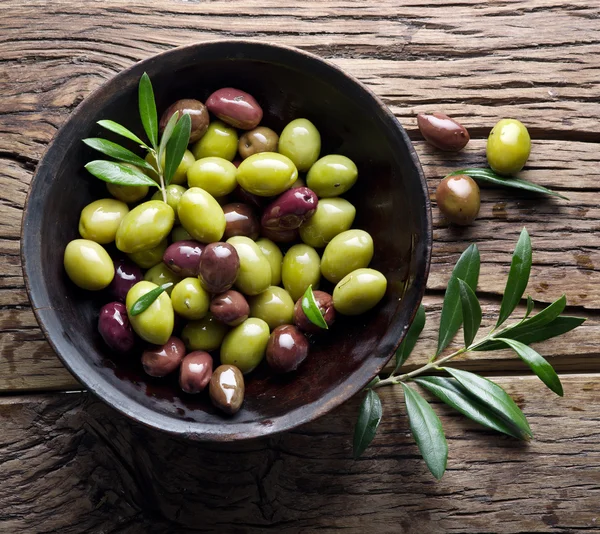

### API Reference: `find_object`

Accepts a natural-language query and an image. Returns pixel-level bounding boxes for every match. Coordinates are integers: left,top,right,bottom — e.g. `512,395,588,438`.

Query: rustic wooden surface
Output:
1,0,600,532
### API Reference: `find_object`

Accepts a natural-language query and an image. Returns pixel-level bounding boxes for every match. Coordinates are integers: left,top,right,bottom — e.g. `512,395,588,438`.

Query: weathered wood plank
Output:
0,375,598,533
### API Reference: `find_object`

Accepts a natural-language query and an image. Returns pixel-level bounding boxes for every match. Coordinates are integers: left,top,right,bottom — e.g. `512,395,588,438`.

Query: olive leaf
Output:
301,285,328,329
82,138,154,171
365,376,380,389
496,338,563,396
353,389,382,459
164,113,192,186
394,304,425,373
437,244,480,355
457,278,481,347
129,283,173,316
516,295,566,331
444,368,532,439
84,160,158,187
158,110,180,166
525,295,534,318
496,228,532,328
448,168,568,200
139,72,158,149
401,384,448,480
414,377,528,440
97,119,148,148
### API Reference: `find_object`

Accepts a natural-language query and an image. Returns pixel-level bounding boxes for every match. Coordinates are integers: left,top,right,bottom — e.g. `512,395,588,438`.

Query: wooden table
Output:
2,1,600,532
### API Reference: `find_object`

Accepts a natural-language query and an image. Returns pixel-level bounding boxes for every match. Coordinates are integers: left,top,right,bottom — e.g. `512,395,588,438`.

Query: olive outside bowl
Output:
21,40,432,441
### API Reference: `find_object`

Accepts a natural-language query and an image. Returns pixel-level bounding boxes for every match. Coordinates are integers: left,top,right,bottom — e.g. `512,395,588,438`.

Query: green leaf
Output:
158,110,179,165
129,283,173,316
475,315,585,351
394,304,425,373
84,160,159,187
82,138,154,171
97,120,148,148
138,72,158,149
457,278,481,347
437,244,480,355
164,113,192,185
444,368,532,439
401,384,448,480
365,376,380,389
448,168,568,200
496,228,532,327
353,389,382,459
496,338,563,396
525,295,534,318
301,285,328,329
517,295,566,331
414,377,528,440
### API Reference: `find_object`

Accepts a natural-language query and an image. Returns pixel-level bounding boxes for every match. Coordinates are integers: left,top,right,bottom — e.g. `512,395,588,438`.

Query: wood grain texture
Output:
0,375,598,533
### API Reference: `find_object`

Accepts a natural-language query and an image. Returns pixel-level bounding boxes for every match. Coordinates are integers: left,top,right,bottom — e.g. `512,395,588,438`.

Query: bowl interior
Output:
22,41,431,440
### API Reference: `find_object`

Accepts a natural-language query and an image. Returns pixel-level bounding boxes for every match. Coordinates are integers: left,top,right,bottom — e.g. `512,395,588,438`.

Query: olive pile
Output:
64,87,387,415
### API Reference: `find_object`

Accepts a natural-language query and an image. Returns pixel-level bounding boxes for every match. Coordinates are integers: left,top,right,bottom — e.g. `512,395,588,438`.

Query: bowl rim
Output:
21,39,432,441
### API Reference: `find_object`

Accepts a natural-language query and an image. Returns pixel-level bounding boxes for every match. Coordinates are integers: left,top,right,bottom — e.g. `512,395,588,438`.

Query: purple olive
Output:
266,325,310,373
210,290,250,326
163,240,205,277
232,185,268,211
417,112,470,152
294,290,335,334
142,336,186,377
205,88,263,130
180,351,213,394
223,203,260,240
209,364,245,414
160,99,210,143
260,225,299,244
198,242,240,294
98,302,135,353
261,187,318,231
108,259,143,302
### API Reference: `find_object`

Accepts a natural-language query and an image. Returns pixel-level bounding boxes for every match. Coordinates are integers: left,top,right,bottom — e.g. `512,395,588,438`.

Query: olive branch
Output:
353,228,585,479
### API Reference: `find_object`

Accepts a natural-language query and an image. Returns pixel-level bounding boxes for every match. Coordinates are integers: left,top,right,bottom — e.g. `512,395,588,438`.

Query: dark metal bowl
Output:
21,40,431,440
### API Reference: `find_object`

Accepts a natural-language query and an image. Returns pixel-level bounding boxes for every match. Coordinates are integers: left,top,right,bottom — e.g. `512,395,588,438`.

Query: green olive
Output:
306,155,358,197
126,281,174,344
298,198,356,248
249,286,295,330
191,120,238,161
332,268,387,315
144,263,181,296
78,198,129,244
145,149,196,185
255,238,283,286
220,318,270,374
321,230,374,284
171,225,194,242
181,313,229,351
128,238,168,269
187,157,237,197
226,236,272,296
64,239,114,290
236,152,298,196
278,118,321,172
486,119,531,176
177,187,226,243
151,184,187,223
107,182,149,204
171,277,210,320
281,244,321,302
115,200,175,254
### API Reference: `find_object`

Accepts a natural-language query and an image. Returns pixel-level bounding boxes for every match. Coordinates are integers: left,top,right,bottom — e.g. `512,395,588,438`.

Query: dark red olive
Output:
222,203,260,240
108,259,143,302
160,99,210,143
163,240,205,277
417,112,470,152
294,290,335,334
232,185,268,211
210,290,250,326
205,88,263,130
142,336,186,377
261,187,318,231
179,351,213,394
209,365,245,414
98,302,136,353
260,225,299,244
266,325,310,373
198,242,240,294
